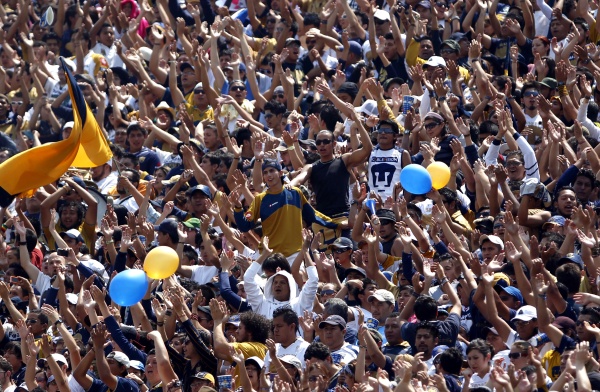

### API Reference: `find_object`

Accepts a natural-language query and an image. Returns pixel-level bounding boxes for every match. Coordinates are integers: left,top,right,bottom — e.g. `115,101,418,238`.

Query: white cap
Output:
374,9,390,21
65,293,78,305
511,305,538,323
423,56,447,68
139,47,152,62
63,121,74,130
357,99,378,117
51,353,68,365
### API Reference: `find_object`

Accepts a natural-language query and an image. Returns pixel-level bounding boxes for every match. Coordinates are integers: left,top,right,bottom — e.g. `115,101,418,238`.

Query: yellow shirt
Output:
44,221,96,252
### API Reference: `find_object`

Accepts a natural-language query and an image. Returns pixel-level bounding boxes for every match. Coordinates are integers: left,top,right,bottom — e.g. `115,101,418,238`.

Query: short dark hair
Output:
414,296,438,321
304,342,330,361
262,253,291,274
439,347,463,375
415,321,439,338
272,306,299,332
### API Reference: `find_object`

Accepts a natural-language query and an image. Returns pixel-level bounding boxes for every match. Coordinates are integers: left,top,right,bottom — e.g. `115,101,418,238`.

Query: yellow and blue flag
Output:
0,58,112,207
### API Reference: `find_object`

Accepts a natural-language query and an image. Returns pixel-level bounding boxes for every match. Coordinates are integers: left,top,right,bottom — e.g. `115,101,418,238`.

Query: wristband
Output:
232,156,240,160
537,294,547,300
440,277,449,285
287,146,295,150
105,240,114,245
411,291,421,298
157,321,165,327
438,96,447,102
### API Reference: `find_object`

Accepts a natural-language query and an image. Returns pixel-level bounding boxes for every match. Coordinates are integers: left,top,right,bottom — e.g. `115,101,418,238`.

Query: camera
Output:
57,248,69,257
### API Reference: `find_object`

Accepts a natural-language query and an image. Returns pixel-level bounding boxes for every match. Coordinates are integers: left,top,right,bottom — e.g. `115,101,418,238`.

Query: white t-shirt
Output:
190,265,219,285
263,338,310,371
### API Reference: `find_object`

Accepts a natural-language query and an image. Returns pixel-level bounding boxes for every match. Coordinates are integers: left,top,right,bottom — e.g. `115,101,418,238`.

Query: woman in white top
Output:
466,339,494,389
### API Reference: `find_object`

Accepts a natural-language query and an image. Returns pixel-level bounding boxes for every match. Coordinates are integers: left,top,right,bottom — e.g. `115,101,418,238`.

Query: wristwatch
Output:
54,318,63,326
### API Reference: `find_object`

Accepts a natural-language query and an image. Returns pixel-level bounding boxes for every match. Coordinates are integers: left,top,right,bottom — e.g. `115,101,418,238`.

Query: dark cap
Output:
328,237,353,250
376,209,397,223
186,185,212,199
441,39,460,52
110,67,132,85
285,38,301,47
558,253,584,270
540,77,558,90
349,41,363,56
261,159,282,172
449,32,469,42
196,306,212,319
180,62,194,72
318,315,347,329
155,219,179,242
337,82,359,99
552,316,576,334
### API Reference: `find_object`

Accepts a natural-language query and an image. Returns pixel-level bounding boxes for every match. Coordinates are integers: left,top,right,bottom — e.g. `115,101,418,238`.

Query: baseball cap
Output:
65,293,78,305
349,41,363,56
318,315,347,329
511,305,537,323
262,159,282,172
186,185,212,199
51,353,68,365
226,314,241,326
107,351,130,367
373,9,391,21
180,62,194,72
376,209,397,223
540,77,558,90
328,237,353,250
542,215,566,229
155,219,179,241
273,86,285,94
245,356,265,370
423,56,447,68
493,272,511,288
275,142,289,152
345,267,367,279
129,360,145,371
192,372,215,384
558,253,584,270
279,355,302,369
479,234,504,250
417,0,431,8
498,286,524,303
356,100,378,117
183,218,202,229
338,82,359,98
59,229,84,243
449,32,469,42
197,306,212,319
441,39,460,52
285,38,301,47
368,289,395,304
552,316,576,334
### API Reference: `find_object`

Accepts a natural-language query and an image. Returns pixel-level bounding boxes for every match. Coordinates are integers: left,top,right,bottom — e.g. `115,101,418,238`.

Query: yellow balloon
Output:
427,162,451,190
144,246,179,279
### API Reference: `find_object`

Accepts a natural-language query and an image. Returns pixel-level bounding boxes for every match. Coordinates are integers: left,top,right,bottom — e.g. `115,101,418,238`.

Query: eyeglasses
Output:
378,127,394,134
523,91,539,97
26,319,38,324
333,248,349,253
514,320,531,327
230,86,246,92
315,139,332,145
267,18,277,23
576,320,586,326
259,69,273,75
440,48,455,54
424,122,441,130
194,89,204,94
508,352,525,359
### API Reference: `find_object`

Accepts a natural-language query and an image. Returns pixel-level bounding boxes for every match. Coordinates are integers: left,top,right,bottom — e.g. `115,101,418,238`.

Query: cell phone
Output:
269,373,276,382
402,96,415,114
57,248,69,257
9,277,19,284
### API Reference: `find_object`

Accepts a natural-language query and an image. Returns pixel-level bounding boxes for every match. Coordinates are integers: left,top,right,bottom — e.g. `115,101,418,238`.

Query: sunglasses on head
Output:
316,139,332,145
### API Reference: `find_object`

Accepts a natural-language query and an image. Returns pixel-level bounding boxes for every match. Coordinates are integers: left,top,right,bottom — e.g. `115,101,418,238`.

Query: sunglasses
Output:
523,91,539,97
378,127,394,134
508,352,525,359
333,248,350,253
259,69,273,75
230,86,246,92
26,319,38,324
321,290,336,296
424,122,441,130
316,139,332,145
276,94,285,99
264,113,274,118
194,89,204,94
440,48,456,54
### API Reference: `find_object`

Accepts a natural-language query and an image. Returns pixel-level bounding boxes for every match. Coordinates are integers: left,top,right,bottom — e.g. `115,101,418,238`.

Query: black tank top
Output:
310,157,350,217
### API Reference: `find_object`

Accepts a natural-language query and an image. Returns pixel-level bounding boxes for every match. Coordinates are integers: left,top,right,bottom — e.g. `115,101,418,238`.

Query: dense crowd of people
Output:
2,0,600,390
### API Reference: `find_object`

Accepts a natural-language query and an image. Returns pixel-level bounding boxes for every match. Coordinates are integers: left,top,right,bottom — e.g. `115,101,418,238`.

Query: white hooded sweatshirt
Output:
243,261,319,319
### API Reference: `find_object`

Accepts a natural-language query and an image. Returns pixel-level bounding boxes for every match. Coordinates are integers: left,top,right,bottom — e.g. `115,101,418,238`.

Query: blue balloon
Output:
109,270,148,306
400,164,432,195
